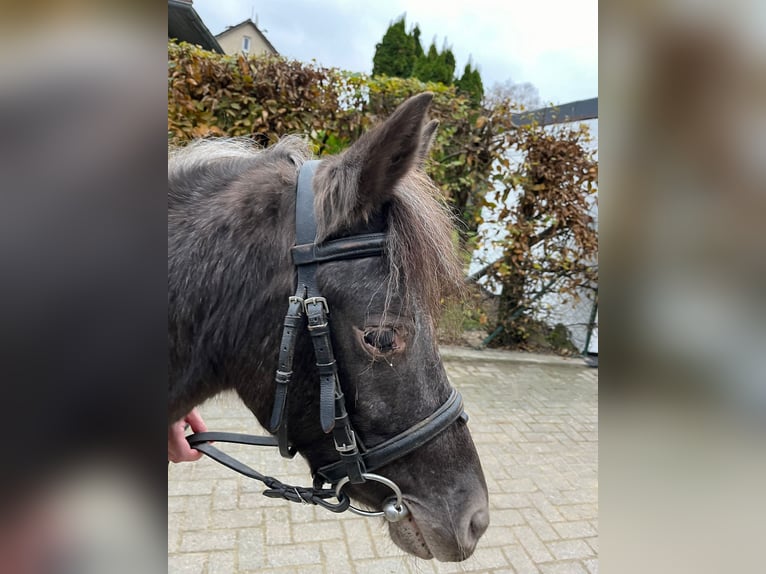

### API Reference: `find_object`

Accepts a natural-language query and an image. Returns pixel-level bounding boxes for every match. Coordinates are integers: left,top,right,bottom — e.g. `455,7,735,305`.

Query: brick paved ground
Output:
168,348,598,573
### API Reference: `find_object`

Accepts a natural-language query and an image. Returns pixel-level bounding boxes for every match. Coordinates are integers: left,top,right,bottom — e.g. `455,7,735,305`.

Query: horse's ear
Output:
417,119,439,166
316,92,433,240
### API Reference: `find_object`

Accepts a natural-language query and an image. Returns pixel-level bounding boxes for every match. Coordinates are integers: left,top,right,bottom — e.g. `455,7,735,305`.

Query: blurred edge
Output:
0,0,764,572
601,0,765,573
0,2,167,573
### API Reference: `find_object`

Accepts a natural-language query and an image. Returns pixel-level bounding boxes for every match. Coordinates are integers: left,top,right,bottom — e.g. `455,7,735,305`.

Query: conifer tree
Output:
372,16,419,78
456,61,484,105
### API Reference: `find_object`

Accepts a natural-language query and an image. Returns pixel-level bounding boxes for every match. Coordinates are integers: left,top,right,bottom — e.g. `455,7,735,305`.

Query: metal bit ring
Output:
335,473,409,522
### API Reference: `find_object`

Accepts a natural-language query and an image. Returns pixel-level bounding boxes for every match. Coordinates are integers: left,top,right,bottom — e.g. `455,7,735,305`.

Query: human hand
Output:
168,409,208,463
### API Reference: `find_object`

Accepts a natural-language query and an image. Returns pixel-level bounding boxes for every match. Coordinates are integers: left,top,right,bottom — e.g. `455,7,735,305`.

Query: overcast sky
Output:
191,0,597,106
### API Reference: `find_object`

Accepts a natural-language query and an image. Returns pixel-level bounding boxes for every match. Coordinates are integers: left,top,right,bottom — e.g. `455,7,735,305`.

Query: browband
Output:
291,233,386,266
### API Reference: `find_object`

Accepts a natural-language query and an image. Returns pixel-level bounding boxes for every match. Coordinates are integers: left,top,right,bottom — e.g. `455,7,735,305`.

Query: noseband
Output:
186,160,467,521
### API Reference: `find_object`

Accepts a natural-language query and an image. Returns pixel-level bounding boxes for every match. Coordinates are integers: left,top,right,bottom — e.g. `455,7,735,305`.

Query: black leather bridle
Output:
186,160,468,521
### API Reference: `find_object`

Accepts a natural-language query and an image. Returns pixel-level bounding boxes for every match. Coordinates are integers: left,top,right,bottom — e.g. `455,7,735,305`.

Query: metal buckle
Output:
288,295,305,310
304,296,329,314
334,429,357,453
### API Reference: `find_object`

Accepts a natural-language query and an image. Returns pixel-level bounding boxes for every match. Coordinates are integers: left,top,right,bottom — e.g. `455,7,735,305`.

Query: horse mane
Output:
168,135,464,320
381,169,465,320
168,136,311,194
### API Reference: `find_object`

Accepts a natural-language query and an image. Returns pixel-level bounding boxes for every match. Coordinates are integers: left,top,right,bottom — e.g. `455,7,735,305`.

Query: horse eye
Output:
363,328,397,353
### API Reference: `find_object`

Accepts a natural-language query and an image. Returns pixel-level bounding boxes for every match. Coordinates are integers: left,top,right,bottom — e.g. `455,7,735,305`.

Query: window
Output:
242,36,251,53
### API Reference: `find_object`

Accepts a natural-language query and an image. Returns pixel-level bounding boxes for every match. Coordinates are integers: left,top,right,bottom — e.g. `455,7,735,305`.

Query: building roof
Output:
215,18,278,55
511,97,598,127
168,0,223,54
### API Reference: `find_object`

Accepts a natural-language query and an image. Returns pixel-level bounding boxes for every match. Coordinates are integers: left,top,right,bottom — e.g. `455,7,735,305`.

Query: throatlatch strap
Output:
268,295,304,458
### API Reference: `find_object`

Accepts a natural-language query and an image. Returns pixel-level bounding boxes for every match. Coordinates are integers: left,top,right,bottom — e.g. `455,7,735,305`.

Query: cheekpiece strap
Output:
271,159,369,483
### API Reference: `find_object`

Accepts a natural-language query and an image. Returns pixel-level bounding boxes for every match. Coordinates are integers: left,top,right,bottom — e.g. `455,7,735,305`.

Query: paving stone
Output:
498,477,539,493
236,528,266,571
353,557,409,572
292,520,343,543
179,530,236,552
168,495,188,514
176,490,212,530
457,546,510,570
521,507,560,541
513,525,554,563
585,536,598,553
552,521,597,539
167,479,215,497
212,479,238,510
583,557,598,573
168,552,207,574
557,504,597,522
546,539,595,561
244,566,324,574
504,544,541,574
491,493,533,509
210,508,263,529
342,518,377,560
480,525,516,547
207,550,236,574
539,561,588,574
265,542,321,568
491,508,526,527
321,540,351,566
403,560,439,574
265,508,292,545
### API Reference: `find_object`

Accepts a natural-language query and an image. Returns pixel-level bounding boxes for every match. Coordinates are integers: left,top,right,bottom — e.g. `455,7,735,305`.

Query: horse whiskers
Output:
445,498,468,564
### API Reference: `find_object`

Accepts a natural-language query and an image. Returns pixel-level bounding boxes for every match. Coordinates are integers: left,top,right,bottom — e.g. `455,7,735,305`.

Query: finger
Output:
168,443,203,463
168,421,201,462
184,409,208,433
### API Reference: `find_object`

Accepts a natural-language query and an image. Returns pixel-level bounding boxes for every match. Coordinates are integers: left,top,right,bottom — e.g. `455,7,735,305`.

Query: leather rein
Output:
186,160,467,521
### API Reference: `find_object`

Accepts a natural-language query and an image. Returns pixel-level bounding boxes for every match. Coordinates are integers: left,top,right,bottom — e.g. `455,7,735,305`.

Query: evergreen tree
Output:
456,62,484,105
412,41,455,85
440,44,456,83
412,42,438,83
372,15,479,94
412,25,424,59
372,16,419,78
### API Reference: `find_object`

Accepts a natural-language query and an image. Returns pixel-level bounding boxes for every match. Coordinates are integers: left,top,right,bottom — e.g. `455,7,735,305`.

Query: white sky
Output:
191,0,597,105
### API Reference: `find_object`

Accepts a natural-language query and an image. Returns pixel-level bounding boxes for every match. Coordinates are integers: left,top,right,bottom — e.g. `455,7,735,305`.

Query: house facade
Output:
215,19,278,57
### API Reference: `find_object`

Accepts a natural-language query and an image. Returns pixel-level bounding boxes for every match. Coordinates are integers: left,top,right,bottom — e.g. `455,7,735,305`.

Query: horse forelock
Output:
314,158,465,321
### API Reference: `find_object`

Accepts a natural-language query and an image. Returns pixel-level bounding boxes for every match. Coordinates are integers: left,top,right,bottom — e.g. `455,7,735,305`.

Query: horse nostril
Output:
469,508,490,541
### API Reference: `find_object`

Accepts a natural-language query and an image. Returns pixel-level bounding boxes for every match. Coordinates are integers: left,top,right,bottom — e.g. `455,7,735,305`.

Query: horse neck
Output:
168,168,298,424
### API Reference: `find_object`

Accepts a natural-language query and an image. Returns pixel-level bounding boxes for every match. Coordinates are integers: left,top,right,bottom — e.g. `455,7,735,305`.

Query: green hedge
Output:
168,40,508,237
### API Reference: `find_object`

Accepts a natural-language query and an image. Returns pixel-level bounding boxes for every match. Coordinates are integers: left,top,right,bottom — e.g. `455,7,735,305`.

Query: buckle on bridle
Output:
304,296,329,314
334,428,358,453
